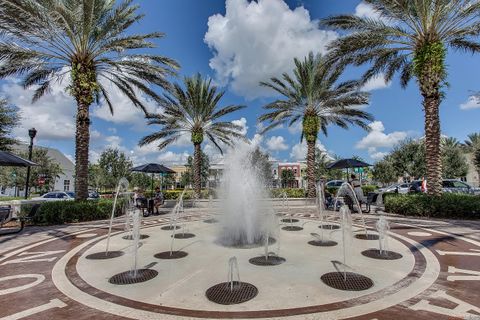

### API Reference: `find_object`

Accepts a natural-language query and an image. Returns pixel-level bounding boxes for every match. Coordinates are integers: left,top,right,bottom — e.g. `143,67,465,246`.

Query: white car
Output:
32,191,75,201
379,183,410,194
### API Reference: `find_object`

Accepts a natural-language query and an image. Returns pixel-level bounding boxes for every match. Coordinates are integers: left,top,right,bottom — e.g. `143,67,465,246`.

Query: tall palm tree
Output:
0,0,179,200
258,53,373,198
322,0,480,195
139,74,246,197
464,133,480,151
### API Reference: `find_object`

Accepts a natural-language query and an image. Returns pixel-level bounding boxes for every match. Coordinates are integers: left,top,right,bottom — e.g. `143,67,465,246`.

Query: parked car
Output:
409,179,480,195
88,191,100,199
325,180,346,189
378,183,410,194
32,191,75,201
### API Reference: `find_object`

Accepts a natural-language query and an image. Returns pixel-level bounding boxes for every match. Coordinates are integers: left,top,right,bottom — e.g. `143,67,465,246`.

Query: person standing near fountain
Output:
350,174,366,204
153,187,164,215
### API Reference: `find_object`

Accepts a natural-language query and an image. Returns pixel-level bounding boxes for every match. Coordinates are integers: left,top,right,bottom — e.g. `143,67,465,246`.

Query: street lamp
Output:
24,128,37,199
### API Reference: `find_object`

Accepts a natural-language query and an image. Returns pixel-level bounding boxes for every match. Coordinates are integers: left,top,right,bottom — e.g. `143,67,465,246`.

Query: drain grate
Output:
308,240,338,247
282,226,303,231
206,281,258,305
203,218,219,224
319,224,340,230
361,249,403,260
154,251,188,259
109,269,158,285
161,225,181,231
321,272,373,291
249,256,286,266
86,251,124,260
281,218,299,223
172,233,195,239
355,234,379,240
122,234,149,240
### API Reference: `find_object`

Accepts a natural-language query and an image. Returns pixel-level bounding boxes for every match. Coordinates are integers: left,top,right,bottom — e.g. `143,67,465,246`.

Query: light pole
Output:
24,127,37,199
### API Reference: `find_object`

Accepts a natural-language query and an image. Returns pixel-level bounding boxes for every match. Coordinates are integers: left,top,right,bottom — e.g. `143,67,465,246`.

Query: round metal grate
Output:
85,251,124,260
321,272,373,291
249,256,286,266
109,269,158,285
154,251,188,259
281,218,299,223
203,218,219,224
308,240,338,247
161,225,181,231
361,249,403,260
171,233,195,239
282,226,303,231
122,234,149,240
319,224,340,230
355,234,380,240
205,281,258,305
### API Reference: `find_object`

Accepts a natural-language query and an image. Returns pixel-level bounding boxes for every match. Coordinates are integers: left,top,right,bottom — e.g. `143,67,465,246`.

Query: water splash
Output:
335,182,368,236
340,205,353,281
130,210,141,277
227,256,241,291
105,177,130,255
376,215,390,256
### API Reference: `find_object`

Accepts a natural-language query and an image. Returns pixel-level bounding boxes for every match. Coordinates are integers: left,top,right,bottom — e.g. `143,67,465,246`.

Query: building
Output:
171,165,188,188
274,162,307,189
3,144,75,195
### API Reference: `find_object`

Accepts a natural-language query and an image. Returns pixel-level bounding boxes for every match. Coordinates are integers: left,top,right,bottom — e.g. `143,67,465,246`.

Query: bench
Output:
0,204,40,236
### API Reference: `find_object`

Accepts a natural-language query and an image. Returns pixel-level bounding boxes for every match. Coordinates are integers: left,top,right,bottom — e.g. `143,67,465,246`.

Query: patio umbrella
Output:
0,151,37,167
326,158,371,181
131,163,175,193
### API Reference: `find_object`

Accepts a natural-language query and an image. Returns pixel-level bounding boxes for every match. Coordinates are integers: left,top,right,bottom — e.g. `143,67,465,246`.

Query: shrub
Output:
162,190,212,200
385,194,480,219
270,188,306,198
32,198,128,225
362,185,378,194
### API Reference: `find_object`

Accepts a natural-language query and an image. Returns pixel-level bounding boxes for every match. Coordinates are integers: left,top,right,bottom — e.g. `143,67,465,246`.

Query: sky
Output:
1,0,480,166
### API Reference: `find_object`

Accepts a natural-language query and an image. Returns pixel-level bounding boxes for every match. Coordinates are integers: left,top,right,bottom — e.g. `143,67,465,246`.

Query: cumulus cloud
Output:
290,140,327,161
355,1,382,20
204,0,337,99
356,121,408,159
362,73,391,91
232,117,248,135
266,136,289,151
460,96,480,110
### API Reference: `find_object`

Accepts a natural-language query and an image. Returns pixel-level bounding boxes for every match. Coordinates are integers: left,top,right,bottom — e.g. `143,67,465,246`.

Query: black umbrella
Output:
0,151,37,167
326,158,371,170
131,163,175,193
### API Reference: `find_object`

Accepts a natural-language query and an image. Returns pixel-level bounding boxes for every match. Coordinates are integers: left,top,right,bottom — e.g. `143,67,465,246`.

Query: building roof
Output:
12,144,74,172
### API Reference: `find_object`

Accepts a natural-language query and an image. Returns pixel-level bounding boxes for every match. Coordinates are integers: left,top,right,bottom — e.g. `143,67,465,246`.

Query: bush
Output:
362,185,378,194
32,198,128,225
385,194,480,219
270,188,306,198
162,189,212,200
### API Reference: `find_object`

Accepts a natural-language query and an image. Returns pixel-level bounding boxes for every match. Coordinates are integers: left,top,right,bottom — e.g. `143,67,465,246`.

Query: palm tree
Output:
258,53,373,198
322,0,480,195
0,0,179,200
139,74,246,197
464,133,480,151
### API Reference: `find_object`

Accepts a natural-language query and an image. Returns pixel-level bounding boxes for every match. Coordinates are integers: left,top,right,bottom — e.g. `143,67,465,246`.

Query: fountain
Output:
249,210,285,266
361,215,403,260
105,178,129,255
206,257,258,305
154,200,189,259
312,182,339,245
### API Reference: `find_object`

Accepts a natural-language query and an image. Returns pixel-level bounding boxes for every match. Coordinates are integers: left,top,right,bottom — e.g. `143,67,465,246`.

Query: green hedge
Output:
31,199,128,225
325,185,378,196
385,194,480,219
270,188,307,198
162,190,212,200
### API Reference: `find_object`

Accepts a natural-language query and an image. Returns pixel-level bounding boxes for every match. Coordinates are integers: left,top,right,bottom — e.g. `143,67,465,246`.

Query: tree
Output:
0,0,179,200
181,151,210,188
281,169,296,188
130,172,152,190
390,139,426,180
139,74,245,197
0,148,62,194
442,138,468,179
0,98,19,151
464,133,480,152
258,53,372,198
322,0,480,195
87,163,104,191
249,147,273,186
372,156,397,185
474,149,480,177
96,148,133,190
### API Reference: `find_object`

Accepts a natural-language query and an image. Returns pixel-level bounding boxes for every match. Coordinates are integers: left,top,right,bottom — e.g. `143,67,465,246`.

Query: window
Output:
273,170,277,175
64,180,70,191
44,193,55,198
453,181,469,189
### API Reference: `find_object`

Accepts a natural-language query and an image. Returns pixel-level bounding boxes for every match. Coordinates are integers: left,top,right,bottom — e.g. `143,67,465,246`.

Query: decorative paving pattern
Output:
0,209,479,320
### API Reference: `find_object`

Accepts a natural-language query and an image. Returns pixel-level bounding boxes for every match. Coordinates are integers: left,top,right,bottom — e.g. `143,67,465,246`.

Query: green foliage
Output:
0,98,19,151
474,149,480,173
90,148,133,190
68,61,99,105
442,138,468,178
413,41,447,83
163,189,211,200
385,194,480,219
303,114,319,143
191,130,204,144
280,169,296,188
315,150,343,180
270,188,306,198
372,159,397,184
129,172,152,190
31,199,128,225
250,147,273,186
180,151,210,187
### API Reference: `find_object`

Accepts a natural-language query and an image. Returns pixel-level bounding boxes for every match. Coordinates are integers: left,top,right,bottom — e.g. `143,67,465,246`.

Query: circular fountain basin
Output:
76,218,418,313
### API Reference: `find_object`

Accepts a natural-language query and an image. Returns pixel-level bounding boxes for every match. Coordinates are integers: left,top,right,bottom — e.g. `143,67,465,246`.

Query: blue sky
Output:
1,0,480,165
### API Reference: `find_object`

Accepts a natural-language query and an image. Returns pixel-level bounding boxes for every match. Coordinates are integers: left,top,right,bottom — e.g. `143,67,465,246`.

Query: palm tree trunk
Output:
74,102,90,200
193,143,201,198
306,140,316,198
423,94,443,195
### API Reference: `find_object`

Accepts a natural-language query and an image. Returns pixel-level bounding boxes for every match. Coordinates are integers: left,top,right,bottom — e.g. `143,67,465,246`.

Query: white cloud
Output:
288,121,302,134
460,96,480,110
290,140,327,161
204,0,337,99
232,117,248,135
1,79,76,142
266,136,289,151
362,73,391,91
355,2,382,20
157,151,190,165
356,121,408,159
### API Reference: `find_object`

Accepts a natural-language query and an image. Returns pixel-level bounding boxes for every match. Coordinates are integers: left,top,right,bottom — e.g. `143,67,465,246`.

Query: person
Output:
350,174,366,204
133,188,146,208
153,186,164,214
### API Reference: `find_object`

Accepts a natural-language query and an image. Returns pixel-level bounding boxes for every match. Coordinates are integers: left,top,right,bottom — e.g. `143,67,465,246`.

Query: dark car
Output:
409,179,480,195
